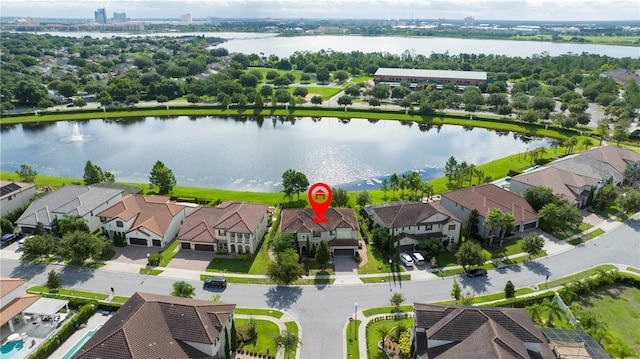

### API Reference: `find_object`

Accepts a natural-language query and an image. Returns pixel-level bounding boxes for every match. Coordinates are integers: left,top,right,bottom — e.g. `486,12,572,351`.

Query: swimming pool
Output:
61,325,102,359
0,340,24,359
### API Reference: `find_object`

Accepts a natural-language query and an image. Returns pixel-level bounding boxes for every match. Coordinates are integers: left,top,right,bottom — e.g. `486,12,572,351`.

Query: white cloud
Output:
1,0,638,20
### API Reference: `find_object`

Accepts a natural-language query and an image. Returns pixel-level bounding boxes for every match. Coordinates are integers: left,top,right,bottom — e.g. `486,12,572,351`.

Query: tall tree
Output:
356,191,372,208
524,186,558,212
270,232,297,254
83,160,104,185
483,208,504,247
56,215,89,237
389,173,399,199
444,156,458,184
281,169,309,203
47,270,62,293
274,328,302,358
390,292,405,311
455,241,486,272
21,235,55,260
315,240,331,267
57,231,107,266
331,187,350,207
149,160,176,194
171,281,195,298
266,248,304,285
16,164,37,183
623,162,640,185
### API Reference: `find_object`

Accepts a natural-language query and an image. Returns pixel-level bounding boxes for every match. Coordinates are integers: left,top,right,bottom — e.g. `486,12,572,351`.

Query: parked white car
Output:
400,253,414,267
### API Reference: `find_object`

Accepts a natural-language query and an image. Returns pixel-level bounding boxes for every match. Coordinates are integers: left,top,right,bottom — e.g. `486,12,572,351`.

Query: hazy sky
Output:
1,0,639,21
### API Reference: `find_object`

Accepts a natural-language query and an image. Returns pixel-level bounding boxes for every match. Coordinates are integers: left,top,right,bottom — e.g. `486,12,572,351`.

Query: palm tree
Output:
623,162,640,185
526,303,544,324
171,281,195,298
475,168,486,185
483,208,503,247
377,325,390,349
564,136,578,154
380,179,389,199
467,164,477,187
498,213,515,247
420,182,434,201
389,173,399,199
582,137,594,150
542,298,563,326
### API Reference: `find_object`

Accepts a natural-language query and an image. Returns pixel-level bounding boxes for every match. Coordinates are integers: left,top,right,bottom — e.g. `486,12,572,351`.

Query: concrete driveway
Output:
333,255,358,275
110,245,153,266
165,249,212,272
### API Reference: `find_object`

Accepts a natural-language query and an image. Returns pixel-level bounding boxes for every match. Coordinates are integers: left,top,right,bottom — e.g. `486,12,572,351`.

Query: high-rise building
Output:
113,12,127,22
181,13,192,23
94,8,107,24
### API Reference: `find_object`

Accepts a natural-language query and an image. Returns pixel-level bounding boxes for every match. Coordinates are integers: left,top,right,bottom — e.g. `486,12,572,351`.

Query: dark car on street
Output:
466,268,488,278
203,277,227,289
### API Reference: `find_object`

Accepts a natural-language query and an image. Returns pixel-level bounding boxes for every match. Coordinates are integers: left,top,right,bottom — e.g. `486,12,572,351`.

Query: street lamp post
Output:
146,253,150,267
389,259,393,291
354,302,358,338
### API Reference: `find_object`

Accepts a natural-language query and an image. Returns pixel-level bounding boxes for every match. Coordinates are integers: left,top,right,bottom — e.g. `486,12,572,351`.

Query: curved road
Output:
2,215,639,359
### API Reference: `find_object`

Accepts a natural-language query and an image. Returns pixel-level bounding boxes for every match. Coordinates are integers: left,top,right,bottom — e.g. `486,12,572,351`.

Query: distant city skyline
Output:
1,0,639,21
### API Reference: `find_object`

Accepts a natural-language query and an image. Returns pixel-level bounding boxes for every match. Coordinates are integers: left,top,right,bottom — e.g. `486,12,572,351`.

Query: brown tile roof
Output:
580,145,640,175
414,303,554,359
280,208,359,233
178,201,269,244
97,194,187,237
367,202,459,228
0,295,39,327
441,184,538,223
511,167,598,204
73,292,235,359
328,238,359,247
0,277,26,298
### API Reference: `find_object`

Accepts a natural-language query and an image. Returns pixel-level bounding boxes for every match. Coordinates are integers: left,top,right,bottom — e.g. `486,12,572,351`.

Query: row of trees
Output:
379,172,434,201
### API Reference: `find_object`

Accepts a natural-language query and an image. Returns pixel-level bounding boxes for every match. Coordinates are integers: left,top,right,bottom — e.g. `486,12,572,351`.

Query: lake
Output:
0,116,551,192
30,31,639,58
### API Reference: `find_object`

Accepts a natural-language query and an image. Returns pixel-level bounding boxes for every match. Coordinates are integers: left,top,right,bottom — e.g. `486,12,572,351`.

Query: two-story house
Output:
280,208,360,257
440,184,539,239
177,201,270,254
97,194,194,248
15,184,123,234
0,180,36,217
510,166,600,208
73,292,236,359
365,201,461,251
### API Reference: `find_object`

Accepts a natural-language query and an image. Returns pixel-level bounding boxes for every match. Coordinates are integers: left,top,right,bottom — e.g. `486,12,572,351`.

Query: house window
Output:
448,224,456,230
7,196,11,201
330,230,336,236
313,231,321,238
218,229,226,236
426,224,432,231
116,221,123,228
100,217,106,223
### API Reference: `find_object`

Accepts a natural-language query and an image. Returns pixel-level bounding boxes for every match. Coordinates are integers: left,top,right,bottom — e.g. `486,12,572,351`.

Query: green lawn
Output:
206,257,253,273
362,305,413,317
351,76,373,83
234,318,279,356
235,307,284,319
139,267,164,275
360,274,411,284
539,264,618,289
289,86,343,100
589,204,621,219
158,240,180,267
366,317,414,359
111,295,130,304
550,222,593,240
27,286,109,301
568,228,605,245
346,319,361,359
569,284,640,356
358,244,393,274
284,321,300,359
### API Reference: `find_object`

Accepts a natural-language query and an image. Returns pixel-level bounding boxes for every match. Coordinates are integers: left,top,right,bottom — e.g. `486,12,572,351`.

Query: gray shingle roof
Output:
366,201,459,228
73,292,235,359
547,154,622,184
16,185,122,227
414,303,555,359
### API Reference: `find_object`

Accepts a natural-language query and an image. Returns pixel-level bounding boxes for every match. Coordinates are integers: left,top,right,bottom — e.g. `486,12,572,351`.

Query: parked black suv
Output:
466,268,488,278
203,277,227,288
1,232,22,246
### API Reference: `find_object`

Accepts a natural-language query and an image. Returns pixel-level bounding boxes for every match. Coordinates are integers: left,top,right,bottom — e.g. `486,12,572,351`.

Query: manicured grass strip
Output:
28,286,109,300
346,319,361,359
235,307,284,319
358,244,393,274
627,267,640,275
234,318,279,356
550,222,593,240
362,304,413,317
568,228,605,245
201,274,271,284
139,267,164,275
158,240,180,267
360,274,411,284
538,264,617,290
111,295,130,304
284,321,299,359
207,257,253,273
470,288,537,303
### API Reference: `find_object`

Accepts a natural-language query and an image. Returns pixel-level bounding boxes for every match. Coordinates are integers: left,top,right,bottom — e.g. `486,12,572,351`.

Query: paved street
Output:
1,214,639,358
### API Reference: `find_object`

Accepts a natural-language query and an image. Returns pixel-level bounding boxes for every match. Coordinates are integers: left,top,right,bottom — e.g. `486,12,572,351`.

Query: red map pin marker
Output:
308,183,332,223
